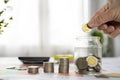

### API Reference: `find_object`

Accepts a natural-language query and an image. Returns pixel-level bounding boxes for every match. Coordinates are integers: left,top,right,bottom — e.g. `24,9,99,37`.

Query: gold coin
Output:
87,56,98,67
82,24,91,32
103,73,120,77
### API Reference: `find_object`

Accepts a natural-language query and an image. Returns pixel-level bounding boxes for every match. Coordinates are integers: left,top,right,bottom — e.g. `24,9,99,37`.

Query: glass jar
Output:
74,36,102,75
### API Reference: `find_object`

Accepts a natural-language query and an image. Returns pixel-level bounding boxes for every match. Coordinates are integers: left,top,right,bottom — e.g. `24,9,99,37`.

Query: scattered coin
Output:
6,67,16,69
95,74,109,78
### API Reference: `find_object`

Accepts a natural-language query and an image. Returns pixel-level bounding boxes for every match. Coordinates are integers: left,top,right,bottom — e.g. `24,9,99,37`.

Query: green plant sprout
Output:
0,0,13,34
4,0,9,4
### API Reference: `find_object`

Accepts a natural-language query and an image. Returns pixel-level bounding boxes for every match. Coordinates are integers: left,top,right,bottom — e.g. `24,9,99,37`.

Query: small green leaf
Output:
4,0,9,4
4,23,9,27
1,30,4,32
0,11,4,16
0,30,4,34
0,24,1,26
90,30,104,44
0,19,5,23
9,17,13,20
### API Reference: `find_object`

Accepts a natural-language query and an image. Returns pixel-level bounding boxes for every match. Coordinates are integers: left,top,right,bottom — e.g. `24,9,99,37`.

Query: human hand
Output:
88,0,120,38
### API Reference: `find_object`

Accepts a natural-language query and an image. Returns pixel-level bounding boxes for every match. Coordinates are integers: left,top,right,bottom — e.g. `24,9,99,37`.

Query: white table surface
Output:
0,57,120,80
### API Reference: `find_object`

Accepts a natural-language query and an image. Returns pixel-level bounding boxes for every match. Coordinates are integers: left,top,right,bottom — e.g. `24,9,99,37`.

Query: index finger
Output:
88,3,113,28
88,9,113,28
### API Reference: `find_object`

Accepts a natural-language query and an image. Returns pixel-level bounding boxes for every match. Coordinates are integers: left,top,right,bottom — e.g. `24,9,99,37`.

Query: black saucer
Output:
18,57,50,64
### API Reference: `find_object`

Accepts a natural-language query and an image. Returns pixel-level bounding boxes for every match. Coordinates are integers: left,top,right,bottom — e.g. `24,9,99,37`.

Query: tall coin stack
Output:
59,58,69,73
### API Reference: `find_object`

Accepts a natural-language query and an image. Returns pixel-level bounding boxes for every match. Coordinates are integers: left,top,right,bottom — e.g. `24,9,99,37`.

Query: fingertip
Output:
88,9,113,29
88,15,99,28
106,26,115,33
87,21,95,28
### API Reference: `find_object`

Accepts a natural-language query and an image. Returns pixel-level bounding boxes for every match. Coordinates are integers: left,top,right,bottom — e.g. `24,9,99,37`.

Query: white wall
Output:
88,0,108,18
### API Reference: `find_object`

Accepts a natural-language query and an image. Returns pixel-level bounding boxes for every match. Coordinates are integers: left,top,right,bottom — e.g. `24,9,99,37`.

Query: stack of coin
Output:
28,66,39,74
43,62,54,73
58,58,69,73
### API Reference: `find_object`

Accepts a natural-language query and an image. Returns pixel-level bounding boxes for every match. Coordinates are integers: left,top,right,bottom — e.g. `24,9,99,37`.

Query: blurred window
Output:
0,0,89,56
48,0,89,55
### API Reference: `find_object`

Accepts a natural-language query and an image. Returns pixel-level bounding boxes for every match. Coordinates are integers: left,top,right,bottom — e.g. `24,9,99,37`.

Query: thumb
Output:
88,9,114,28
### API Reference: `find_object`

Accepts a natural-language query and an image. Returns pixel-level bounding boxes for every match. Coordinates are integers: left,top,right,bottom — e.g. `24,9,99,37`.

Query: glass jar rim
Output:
76,36,100,40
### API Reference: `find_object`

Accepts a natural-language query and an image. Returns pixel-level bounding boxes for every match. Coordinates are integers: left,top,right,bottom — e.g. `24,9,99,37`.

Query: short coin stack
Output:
59,58,69,73
28,66,39,74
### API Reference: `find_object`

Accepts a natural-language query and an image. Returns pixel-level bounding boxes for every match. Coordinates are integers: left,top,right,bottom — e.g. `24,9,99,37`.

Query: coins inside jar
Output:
75,55,101,74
